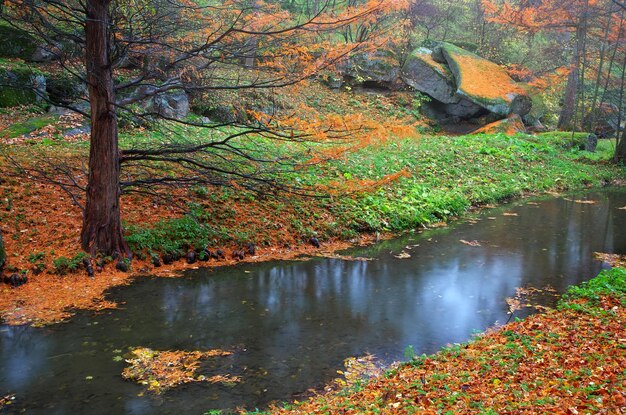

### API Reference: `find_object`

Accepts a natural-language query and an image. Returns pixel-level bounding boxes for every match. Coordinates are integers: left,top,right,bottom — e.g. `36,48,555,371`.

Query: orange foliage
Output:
481,0,599,32
122,347,238,394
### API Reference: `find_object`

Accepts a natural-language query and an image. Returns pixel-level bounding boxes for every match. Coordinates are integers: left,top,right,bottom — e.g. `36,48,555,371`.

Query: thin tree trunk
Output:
587,4,614,131
615,50,626,162
81,0,129,256
558,22,586,130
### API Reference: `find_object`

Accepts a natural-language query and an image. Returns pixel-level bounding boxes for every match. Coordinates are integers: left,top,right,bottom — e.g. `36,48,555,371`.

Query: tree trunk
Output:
558,22,586,130
80,0,129,256
615,49,626,163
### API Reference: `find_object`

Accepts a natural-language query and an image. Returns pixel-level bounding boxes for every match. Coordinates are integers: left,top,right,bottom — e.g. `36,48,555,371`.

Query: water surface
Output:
1,188,625,414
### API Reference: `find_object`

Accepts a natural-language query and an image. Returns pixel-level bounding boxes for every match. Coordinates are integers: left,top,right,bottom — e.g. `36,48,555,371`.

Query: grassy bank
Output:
123,131,624,254
1,120,625,324
265,265,626,415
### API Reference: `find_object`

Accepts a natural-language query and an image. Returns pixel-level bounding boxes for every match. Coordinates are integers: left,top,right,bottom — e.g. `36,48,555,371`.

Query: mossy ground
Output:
0,81,625,326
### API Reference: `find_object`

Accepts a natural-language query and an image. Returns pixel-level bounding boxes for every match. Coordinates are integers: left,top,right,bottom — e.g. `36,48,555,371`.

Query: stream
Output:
1,188,625,414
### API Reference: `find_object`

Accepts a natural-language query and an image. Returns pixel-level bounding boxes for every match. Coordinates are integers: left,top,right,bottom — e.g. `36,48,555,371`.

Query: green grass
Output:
560,267,626,309
1,115,58,138
327,133,624,233
4,115,625,257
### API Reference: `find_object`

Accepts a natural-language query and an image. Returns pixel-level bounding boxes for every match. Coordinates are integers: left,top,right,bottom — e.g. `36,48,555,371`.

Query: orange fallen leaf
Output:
459,239,481,247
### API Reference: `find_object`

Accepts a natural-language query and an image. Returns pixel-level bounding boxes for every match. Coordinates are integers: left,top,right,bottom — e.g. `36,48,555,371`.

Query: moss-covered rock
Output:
401,47,459,104
472,114,526,135
436,42,532,117
341,48,403,88
0,24,37,59
0,66,47,107
46,73,85,105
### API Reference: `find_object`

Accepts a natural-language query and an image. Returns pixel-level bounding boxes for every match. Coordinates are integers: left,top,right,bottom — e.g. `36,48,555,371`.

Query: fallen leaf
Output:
393,251,411,259
459,239,481,247
573,199,597,204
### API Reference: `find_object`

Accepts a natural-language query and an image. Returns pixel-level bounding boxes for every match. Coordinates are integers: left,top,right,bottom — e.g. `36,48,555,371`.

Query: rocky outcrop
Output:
398,42,533,133
401,47,458,104
436,43,532,117
0,25,37,60
0,68,47,107
131,86,190,120
341,49,403,89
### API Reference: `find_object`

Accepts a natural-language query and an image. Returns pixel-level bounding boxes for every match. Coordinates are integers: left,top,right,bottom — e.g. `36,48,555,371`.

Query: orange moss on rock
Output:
472,114,526,135
439,43,530,116
452,53,525,101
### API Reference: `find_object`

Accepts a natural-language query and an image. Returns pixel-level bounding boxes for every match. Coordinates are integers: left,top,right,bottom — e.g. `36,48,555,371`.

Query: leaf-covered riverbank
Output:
266,265,626,415
1,129,625,325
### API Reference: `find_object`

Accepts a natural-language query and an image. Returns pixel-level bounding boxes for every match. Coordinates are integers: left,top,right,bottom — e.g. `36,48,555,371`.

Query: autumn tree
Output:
483,0,610,129
2,0,405,257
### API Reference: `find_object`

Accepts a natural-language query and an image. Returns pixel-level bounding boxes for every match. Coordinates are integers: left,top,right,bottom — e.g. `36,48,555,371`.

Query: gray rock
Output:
341,49,403,88
401,47,459,104
31,74,47,103
584,103,620,138
134,86,189,120
585,134,598,152
441,97,483,118
436,42,532,117
204,105,237,123
152,91,189,119
31,44,58,62
64,125,91,137
0,69,47,107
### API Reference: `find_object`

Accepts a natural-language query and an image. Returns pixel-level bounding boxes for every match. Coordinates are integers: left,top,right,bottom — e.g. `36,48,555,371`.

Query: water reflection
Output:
0,188,624,414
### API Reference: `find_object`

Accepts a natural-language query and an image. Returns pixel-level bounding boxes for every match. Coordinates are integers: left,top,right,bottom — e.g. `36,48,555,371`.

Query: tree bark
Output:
558,17,587,130
81,0,129,256
615,49,626,162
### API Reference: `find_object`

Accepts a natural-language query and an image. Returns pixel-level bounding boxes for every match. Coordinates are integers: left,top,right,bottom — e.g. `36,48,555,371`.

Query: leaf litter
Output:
121,347,240,394
269,266,626,415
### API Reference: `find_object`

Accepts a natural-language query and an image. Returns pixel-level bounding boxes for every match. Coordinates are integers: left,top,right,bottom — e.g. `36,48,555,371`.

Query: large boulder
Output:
401,47,459,104
0,67,47,107
0,25,37,59
46,73,85,105
436,43,532,117
341,48,403,88
134,86,190,120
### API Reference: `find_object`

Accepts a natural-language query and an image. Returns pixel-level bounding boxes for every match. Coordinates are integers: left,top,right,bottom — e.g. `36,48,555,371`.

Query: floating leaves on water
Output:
0,394,15,409
326,354,383,392
502,212,518,216
573,199,597,204
393,251,411,259
459,239,481,247
506,285,558,314
619,206,626,210
121,347,238,394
